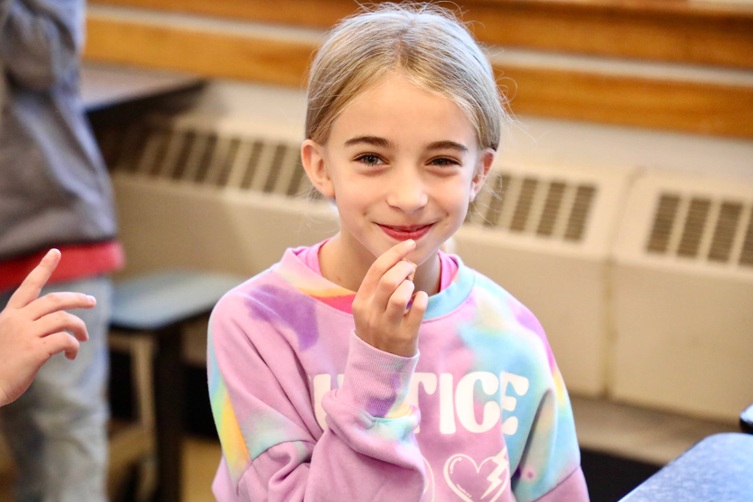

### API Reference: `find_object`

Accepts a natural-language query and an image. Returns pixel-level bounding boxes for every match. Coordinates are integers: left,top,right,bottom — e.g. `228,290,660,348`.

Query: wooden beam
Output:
84,17,313,88
90,0,354,29
84,14,753,139
502,65,753,138
465,0,753,70
90,0,753,68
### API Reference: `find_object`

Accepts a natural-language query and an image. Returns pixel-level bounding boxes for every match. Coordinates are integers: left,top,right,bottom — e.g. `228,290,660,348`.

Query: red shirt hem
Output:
0,241,125,292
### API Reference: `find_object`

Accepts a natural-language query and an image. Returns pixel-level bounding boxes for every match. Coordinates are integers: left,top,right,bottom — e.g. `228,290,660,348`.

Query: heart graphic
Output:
443,449,510,502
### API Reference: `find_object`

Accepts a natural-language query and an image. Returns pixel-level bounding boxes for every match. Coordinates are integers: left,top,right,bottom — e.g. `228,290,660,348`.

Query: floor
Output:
183,436,220,502
570,395,737,466
0,395,739,502
0,435,220,502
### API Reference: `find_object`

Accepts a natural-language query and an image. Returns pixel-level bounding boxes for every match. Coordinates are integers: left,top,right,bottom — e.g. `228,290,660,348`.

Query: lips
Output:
379,223,433,241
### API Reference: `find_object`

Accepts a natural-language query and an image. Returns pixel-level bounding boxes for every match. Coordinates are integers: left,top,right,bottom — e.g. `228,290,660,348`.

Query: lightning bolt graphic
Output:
481,447,509,500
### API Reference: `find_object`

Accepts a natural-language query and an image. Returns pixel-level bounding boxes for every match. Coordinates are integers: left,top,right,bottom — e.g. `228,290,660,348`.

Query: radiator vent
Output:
612,170,753,422
646,193,753,268
468,170,597,243
97,121,315,198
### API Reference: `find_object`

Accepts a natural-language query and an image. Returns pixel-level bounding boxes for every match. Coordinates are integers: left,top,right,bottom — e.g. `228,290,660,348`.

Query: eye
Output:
428,157,461,168
355,153,384,166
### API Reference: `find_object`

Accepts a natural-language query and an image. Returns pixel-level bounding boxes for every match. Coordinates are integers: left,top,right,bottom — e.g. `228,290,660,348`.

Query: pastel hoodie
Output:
208,243,588,501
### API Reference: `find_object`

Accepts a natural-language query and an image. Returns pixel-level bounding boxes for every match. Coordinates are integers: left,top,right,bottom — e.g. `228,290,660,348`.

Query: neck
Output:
413,253,441,296
318,235,369,292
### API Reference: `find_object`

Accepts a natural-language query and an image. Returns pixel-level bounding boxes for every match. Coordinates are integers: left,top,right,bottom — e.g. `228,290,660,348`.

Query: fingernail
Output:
406,292,417,311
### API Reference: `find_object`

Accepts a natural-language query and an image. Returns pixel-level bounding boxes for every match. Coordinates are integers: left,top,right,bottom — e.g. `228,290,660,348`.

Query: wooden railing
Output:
85,0,753,138
90,0,753,68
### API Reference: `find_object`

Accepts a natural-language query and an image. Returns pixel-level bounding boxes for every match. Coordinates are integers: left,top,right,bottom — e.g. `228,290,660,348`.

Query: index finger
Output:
6,249,61,309
360,240,416,293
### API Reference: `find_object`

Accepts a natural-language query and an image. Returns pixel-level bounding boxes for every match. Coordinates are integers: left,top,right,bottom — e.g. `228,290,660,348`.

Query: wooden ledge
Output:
84,14,753,139
91,0,753,68
466,0,753,69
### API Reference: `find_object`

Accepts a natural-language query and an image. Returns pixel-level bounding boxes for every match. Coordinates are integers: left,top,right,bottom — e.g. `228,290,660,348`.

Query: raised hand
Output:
0,249,96,406
352,240,429,357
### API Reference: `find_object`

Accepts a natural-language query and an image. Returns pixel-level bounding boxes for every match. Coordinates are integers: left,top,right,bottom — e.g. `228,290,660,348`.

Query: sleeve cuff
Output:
340,332,419,418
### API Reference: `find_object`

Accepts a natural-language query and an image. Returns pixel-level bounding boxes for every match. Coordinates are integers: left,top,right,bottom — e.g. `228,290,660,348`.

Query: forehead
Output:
330,74,476,147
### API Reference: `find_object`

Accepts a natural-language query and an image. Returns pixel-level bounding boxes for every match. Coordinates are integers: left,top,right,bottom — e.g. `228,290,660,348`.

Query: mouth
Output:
378,223,434,241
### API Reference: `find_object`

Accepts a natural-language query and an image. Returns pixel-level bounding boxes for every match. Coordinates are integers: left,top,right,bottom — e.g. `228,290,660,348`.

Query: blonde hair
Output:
305,2,507,151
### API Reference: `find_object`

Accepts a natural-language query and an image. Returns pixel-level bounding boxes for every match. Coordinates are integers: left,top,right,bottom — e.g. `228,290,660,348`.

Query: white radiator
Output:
610,170,753,422
100,110,339,278
455,161,635,396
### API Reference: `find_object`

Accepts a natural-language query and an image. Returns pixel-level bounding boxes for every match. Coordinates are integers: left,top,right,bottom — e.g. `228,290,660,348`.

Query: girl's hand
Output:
352,240,429,357
0,249,96,407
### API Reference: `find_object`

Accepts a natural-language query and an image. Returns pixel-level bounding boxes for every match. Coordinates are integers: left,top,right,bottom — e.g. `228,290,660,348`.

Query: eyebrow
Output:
343,136,469,153
344,136,393,148
426,140,469,153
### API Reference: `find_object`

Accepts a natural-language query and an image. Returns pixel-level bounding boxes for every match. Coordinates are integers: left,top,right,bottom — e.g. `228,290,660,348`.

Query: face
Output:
302,73,494,287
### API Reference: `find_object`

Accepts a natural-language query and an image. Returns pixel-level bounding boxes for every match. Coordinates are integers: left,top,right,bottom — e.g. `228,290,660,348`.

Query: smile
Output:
378,223,433,241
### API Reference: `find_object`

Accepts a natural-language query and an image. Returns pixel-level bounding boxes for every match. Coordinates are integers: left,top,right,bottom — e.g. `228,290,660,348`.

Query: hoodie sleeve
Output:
0,0,83,89
207,287,426,501
505,301,589,502
515,368,589,502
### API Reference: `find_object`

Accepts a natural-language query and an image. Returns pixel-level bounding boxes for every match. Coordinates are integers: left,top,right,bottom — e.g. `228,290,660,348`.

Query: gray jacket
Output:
0,0,117,260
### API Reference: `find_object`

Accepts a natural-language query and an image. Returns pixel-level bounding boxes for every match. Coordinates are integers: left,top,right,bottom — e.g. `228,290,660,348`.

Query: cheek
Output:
439,181,475,213
331,187,373,219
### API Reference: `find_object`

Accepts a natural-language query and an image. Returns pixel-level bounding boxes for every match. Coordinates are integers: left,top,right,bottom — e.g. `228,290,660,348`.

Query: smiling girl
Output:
208,3,588,501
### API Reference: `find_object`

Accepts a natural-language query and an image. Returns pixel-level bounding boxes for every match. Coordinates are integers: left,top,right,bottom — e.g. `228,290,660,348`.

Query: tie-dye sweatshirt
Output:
208,243,589,501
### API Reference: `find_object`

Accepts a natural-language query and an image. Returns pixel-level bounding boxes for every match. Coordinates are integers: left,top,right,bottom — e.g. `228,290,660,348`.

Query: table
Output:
81,63,205,113
111,270,243,502
619,432,753,501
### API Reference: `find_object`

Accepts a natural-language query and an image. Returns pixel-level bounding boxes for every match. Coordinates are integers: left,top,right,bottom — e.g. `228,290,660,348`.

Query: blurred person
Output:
0,0,124,500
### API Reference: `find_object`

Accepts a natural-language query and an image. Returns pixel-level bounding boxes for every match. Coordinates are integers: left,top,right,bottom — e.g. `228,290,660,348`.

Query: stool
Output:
741,404,753,434
108,333,157,502
110,270,243,502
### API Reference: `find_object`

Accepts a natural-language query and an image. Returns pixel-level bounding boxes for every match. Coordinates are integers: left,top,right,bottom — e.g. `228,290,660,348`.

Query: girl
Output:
208,3,589,501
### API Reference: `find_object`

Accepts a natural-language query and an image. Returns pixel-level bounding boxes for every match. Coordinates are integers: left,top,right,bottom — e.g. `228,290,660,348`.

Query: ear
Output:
301,139,335,199
469,148,495,201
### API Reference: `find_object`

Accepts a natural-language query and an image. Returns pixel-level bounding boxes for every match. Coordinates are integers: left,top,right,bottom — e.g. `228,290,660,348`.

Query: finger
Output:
362,242,416,308
384,278,416,320
360,240,416,293
24,291,96,321
6,249,61,309
35,311,90,342
373,259,418,307
403,259,416,282
41,332,81,360
404,290,429,328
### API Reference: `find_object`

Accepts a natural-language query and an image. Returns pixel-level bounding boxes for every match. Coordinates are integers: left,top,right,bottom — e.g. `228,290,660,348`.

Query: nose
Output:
385,166,428,213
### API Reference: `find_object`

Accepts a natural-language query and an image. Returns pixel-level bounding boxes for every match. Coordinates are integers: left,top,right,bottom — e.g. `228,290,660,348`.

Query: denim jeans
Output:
0,276,112,502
